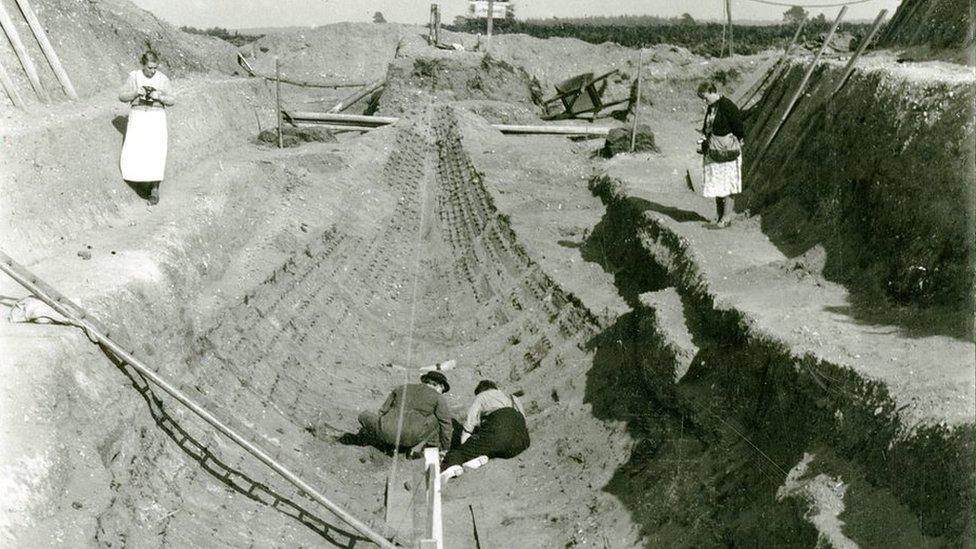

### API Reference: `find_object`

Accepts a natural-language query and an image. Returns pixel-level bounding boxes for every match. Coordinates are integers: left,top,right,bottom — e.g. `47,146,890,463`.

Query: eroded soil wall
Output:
743,61,975,338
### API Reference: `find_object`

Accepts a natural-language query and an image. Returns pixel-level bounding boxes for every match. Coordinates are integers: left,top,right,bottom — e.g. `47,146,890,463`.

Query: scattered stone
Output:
77,250,91,260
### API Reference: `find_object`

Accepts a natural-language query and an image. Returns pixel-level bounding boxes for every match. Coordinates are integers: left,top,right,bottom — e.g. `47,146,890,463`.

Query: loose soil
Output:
1,8,972,549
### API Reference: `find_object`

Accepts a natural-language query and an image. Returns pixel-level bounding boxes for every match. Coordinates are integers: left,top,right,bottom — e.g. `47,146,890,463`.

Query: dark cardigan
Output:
702,96,745,140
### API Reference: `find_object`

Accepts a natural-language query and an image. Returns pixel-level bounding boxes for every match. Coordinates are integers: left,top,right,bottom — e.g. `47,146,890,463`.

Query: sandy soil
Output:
0,6,973,549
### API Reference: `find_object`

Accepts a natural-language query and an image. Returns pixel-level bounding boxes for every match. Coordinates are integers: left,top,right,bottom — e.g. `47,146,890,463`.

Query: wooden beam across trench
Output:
285,111,612,137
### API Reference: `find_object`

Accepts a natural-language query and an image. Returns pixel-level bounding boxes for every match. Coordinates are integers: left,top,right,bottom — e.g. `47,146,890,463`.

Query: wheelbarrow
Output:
541,69,631,120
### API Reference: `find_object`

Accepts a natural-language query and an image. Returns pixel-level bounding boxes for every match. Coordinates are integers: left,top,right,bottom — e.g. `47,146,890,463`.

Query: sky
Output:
130,0,902,30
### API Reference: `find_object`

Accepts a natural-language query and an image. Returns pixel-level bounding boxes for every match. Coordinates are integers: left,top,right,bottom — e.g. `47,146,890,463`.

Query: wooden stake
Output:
736,16,806,107
14,0,77,99
726,0,734,58
468,504,483,549
0,1,48,102
827,9,888,97
275,57,282,149
630,49,643,152
0,55,25,108
428,4,435,44
750,6,847,172
485,0,494,52
433,5,441,46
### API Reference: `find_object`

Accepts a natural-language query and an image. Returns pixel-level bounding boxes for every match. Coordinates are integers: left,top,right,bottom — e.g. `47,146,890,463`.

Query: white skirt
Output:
120,107,168,182
702,155,742,198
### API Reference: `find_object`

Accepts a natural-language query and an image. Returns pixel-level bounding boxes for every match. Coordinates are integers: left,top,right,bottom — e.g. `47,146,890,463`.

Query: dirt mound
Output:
0,0,236,106
239,22,416,85
376,50,542,116
601,124,659,157
257,126,336,147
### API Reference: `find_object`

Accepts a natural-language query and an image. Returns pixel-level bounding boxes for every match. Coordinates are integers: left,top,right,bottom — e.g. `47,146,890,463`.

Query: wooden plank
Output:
433,4,441,45
0,1,48,101
423,448,443,549
291,112,613,136
630,49,643,152
13,0,77,99
328,79,385,113
0,54,25,108
275,57,282,148
288,111,400,124
749,6,847,174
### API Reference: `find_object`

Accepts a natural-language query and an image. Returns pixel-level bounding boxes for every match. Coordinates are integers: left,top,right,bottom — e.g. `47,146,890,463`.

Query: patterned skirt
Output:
702,155,743,198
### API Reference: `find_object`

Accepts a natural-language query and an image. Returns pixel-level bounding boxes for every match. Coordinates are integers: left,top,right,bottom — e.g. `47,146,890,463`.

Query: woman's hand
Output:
149,90,162,102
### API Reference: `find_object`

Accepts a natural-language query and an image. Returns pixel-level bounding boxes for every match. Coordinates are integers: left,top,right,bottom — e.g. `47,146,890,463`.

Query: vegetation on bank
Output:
180,26,263,46
447,16,880,57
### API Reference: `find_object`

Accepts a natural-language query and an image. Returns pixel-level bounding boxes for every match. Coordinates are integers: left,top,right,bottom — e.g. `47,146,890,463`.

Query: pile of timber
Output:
284,111,612,137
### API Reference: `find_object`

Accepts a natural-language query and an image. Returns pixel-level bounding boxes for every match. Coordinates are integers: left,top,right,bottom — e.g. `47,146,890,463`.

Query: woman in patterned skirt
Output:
697,81,745,227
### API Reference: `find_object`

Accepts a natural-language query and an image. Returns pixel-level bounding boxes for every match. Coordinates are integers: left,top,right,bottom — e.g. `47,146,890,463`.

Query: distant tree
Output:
811,13,828,25
373,11,386,23
680,13,696,26
783,6,808,23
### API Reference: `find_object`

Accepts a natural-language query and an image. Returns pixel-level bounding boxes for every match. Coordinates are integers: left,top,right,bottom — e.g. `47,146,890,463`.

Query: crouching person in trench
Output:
350,371,453,456
441,380,530,480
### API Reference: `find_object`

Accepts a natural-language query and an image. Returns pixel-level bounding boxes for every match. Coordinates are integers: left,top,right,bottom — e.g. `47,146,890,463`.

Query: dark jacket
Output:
703,96,745,140
377,383,453,449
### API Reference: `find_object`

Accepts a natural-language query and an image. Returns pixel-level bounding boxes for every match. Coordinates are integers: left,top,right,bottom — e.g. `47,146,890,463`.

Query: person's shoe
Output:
440,465,463,483
462,455,489,470
148,184,160,205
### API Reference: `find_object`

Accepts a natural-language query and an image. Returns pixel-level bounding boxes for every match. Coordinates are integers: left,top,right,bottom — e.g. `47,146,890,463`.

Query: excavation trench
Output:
12,61,967,547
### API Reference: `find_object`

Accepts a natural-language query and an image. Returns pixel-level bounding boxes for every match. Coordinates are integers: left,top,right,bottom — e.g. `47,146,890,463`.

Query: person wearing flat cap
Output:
355,371,453,454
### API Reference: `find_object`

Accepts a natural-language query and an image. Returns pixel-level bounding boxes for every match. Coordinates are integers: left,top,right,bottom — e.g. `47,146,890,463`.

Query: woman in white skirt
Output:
118,51,175,205
697,81,744,227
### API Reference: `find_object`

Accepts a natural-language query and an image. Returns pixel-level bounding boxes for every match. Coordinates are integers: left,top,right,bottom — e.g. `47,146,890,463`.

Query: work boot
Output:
148,183,160,205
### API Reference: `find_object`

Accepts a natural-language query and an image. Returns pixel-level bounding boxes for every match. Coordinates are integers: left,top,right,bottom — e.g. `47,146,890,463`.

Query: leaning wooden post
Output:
736,16,806,106
275,57,282,148
750,6,847,173
428,4,435,44
485,0,494,52
0,56,25,108
14,0,77,99
827,9,888,97
630,49,644,152
0,2,48,102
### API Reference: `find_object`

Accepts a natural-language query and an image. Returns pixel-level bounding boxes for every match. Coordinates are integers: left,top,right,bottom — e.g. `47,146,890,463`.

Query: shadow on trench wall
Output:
100,346,369,549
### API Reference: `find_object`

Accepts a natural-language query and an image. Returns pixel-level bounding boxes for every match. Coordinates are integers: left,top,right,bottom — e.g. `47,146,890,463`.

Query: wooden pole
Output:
765,10,889,183
292,115,613,136
328,79,385,113
827,9,888,97
485,0,494,52
629,49,643,152
750,6,846,172
275,57,282,148
14,0,77,99
0,55,25,108
0,2,48,102
433,5,441,45
736,16,806,106
726,0,734,58
428,4,435,44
